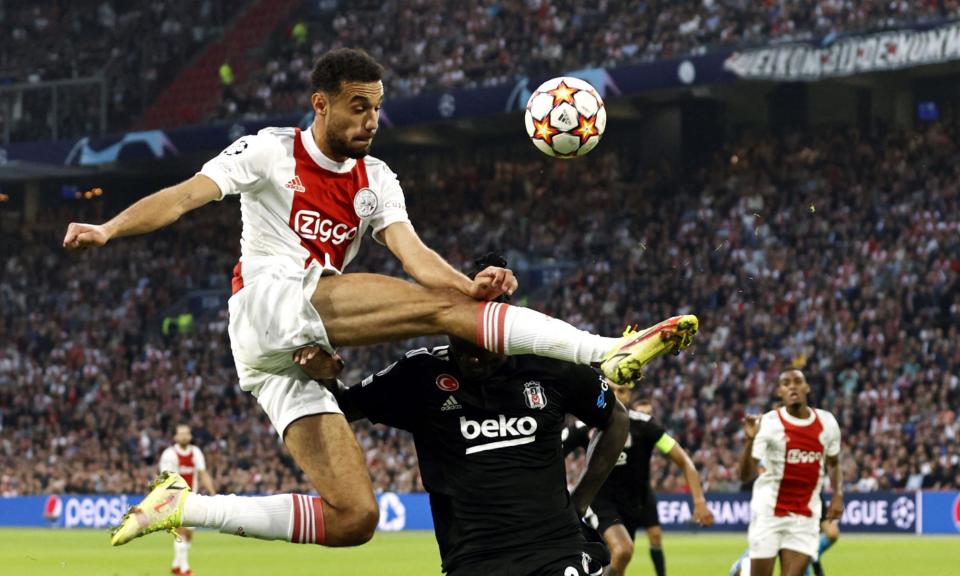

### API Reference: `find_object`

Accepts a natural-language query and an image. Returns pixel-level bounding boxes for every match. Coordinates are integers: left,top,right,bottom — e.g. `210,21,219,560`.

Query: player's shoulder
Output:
231,127,294,156
814,408,840,428
398,346,451,369
758,409,783,429
361,154,399,180
761,409,781,422
361,153,393,172
255,126,297,141
628,409,653,422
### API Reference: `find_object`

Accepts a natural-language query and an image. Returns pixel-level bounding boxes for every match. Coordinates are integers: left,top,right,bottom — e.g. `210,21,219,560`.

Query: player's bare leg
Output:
282,413,378,545
602,524,635,576
112,415,375,548
749,557,777,576
645,525,666,576
172,527,192,575
778,550,812,576
310,273,698,385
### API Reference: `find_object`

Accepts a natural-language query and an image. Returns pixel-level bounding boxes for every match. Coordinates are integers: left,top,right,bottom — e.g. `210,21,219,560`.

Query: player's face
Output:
777,370,810,408
448,338,507,381
316,80,383,160
174,426,192,446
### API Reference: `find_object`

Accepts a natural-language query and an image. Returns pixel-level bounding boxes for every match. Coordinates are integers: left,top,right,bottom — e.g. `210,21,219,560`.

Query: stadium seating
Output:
2,124,957,496
4,1,958,139
213,0,960,121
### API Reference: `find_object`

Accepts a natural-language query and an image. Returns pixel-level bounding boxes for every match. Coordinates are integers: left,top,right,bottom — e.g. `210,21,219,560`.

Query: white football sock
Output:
476,302,619,364
173,539,190,570
182,493,325,544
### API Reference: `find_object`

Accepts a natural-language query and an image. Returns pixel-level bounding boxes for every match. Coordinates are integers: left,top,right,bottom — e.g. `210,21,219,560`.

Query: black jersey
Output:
343,346,615,574
565,409,673,509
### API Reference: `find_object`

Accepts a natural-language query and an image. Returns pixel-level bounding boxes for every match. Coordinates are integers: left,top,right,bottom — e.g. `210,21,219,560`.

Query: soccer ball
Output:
524,76,606,158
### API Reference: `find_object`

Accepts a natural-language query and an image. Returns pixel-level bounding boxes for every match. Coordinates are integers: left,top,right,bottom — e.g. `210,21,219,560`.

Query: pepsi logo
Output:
44,495,62,521
436,374,459,392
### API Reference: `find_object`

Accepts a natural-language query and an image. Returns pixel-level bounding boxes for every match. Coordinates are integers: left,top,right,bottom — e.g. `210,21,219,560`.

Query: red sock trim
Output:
475,302,489,350
311,497,326,545
291,494,302,543
496,303,509,354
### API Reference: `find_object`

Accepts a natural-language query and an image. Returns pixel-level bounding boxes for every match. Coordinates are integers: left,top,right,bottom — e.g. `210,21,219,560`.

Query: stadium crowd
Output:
2,121,959,498
5,1,960,138
218,0,960,119
0,0,231,141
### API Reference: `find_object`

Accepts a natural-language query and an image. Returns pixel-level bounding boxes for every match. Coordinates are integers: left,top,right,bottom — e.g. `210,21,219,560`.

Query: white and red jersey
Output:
159,444,207,491
198,127,410,293
750,407,841,518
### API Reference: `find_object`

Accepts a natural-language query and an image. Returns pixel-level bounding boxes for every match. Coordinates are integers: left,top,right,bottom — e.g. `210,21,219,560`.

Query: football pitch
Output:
1,529,958,575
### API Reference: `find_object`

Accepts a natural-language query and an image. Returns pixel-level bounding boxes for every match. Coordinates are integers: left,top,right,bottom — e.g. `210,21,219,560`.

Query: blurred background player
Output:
158,424,216,576
738,369,843,576
298,254,630,575
564,388,713,576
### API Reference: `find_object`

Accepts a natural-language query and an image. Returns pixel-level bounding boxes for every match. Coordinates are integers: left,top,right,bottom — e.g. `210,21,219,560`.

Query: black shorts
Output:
449,548,604,576
592,491,660,538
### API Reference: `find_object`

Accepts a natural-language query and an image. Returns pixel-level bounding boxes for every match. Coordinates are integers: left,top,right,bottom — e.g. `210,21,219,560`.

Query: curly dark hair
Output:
310,48,384,94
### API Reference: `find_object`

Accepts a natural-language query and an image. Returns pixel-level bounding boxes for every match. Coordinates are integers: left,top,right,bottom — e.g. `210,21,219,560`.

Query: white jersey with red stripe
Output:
198,127,410,292
159,444,207,491
750,407,840,518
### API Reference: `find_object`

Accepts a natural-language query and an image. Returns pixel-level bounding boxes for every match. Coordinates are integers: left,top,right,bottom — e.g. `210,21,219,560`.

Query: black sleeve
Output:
559,364,616,429
640,418,668,448
562,423,591,455
340,357,425,432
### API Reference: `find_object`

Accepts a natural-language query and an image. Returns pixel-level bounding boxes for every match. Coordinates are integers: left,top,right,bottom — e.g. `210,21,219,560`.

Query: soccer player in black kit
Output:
565,384,713,576
298,255,630,575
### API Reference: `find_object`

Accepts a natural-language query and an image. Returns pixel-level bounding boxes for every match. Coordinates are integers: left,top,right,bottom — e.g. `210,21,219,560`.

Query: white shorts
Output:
228,264,342,437
748,512,819,560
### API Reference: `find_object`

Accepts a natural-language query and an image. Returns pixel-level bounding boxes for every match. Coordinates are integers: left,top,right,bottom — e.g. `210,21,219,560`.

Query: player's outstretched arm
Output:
63,174,221,250
380,222,517,300
666,444,714,527
570,400,629,516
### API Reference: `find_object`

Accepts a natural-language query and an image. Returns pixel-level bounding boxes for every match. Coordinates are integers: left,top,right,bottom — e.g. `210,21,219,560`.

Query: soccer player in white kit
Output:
738,369,844,576
159,425,216,576
63,48,699,550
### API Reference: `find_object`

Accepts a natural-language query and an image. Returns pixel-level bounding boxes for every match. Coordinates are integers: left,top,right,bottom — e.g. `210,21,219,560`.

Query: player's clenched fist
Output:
63,222,109,250
470,265,518,301
293,345,344,381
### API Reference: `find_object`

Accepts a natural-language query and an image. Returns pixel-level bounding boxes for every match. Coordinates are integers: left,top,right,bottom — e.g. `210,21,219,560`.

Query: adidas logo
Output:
440,395,462,412
285,176,306,193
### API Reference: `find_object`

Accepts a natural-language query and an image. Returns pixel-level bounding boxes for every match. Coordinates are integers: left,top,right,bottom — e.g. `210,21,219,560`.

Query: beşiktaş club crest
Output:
523,381,547,410
353,188,378,218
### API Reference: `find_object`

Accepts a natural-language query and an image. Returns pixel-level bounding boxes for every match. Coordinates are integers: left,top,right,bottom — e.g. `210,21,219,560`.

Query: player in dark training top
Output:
565,384,713,576
298,256,630,575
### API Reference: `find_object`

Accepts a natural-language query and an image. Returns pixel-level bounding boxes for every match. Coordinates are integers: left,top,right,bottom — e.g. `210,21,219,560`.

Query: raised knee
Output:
611,544,633,567
337,504,379,546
